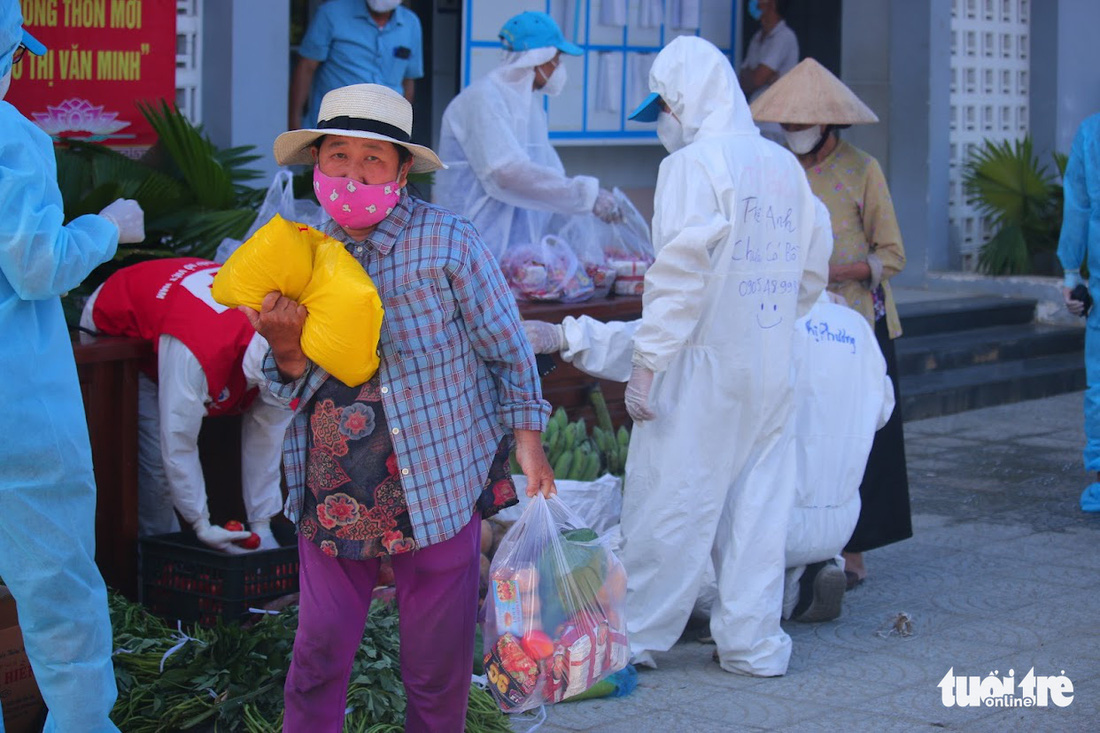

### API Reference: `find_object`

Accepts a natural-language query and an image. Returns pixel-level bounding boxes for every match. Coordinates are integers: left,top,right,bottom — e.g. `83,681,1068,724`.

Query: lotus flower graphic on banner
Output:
31,98,133,141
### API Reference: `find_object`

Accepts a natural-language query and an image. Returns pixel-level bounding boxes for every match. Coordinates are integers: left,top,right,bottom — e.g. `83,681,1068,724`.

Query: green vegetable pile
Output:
108,593,511,732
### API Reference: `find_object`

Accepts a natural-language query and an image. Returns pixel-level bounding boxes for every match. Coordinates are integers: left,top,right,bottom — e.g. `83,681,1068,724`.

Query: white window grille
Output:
176,0,202,124
949,0,1029,270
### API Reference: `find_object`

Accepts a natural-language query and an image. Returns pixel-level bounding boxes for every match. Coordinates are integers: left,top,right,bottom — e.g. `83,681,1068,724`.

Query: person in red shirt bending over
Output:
81,257,293,552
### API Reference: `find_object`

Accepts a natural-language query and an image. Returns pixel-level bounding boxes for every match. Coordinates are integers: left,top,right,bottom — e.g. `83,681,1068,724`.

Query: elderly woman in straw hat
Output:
248,83,554,732
750,59,912,590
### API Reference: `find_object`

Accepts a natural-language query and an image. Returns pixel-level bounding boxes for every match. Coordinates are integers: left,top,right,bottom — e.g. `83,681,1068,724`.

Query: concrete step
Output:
899,351,1085,422
897,296,1037,337
895,323,1084,377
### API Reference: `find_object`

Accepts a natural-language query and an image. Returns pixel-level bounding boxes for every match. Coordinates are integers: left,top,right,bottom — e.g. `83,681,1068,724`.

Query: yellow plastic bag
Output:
298,240,383,386
212,214,384,386
212,214,315,306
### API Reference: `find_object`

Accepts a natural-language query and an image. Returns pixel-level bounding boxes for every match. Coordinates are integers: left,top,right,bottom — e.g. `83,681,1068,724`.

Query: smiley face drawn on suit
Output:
757,301,782,329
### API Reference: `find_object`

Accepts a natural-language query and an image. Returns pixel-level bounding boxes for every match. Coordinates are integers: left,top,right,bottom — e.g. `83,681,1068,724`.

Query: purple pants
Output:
284,515,481,733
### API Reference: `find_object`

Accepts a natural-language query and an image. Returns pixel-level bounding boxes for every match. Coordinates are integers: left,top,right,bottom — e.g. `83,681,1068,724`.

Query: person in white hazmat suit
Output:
0,4,145,729
80,258,294,553
614,35,830,676
435,11,622,261
525,290,894,624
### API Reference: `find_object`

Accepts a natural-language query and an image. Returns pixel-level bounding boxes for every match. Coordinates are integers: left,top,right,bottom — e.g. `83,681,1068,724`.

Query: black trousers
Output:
844,316,913,553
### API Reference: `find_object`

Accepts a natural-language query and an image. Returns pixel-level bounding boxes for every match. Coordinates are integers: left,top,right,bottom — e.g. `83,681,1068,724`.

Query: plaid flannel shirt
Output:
263,194,549,547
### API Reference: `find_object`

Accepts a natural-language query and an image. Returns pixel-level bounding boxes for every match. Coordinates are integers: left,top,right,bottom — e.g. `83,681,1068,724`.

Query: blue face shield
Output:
748,0,763,21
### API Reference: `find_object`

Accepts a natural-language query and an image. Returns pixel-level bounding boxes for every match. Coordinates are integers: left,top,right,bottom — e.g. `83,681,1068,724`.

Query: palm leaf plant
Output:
56,102,266,306
962,136,1064,275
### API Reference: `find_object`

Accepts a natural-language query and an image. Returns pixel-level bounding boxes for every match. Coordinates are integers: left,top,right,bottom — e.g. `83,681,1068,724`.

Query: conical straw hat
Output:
750,58,879,125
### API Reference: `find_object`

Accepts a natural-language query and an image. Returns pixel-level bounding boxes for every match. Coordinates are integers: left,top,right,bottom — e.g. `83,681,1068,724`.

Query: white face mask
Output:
657,111,687,153
537,63,567,97
784,125,824,155
366,0,402,13
0,69,10,101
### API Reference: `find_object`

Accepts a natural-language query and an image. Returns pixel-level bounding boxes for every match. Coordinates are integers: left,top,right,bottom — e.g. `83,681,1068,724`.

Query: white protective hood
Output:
435,49,600,260
650,35,760,148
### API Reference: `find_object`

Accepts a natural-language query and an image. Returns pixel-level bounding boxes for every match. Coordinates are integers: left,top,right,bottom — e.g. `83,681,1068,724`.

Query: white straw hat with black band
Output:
274,83,445,173
749,58,879,126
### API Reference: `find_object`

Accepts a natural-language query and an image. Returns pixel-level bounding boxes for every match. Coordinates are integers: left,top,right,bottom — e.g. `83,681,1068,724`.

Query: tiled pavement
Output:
512,391,1100,732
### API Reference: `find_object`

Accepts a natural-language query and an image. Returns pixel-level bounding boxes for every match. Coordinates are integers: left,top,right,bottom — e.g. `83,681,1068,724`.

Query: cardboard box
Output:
0,586,46,733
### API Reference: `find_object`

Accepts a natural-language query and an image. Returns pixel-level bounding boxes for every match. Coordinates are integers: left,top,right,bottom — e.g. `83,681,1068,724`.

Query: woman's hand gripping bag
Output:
482,494,628,713
212,214,384,386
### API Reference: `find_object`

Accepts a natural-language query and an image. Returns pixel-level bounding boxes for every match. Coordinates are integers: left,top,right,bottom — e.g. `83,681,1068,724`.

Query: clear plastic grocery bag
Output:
215,169,324,263
482,494,629,713
603,189,655,296
556,216,617,299
500,234,595,303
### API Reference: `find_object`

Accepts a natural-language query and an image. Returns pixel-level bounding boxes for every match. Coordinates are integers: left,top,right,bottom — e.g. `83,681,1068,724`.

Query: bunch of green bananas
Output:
540,407,630,480
591,424,631,476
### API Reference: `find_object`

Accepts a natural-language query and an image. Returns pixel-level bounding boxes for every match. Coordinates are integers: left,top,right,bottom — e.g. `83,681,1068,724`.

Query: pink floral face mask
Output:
313,166,401,230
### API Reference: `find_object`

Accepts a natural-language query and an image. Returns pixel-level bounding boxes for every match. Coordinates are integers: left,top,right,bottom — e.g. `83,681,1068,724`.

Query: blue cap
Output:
22,27,46,55
628,92,662,123
499,12,582,56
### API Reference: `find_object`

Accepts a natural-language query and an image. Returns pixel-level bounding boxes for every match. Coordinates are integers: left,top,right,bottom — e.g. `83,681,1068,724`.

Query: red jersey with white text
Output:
91,257,257,416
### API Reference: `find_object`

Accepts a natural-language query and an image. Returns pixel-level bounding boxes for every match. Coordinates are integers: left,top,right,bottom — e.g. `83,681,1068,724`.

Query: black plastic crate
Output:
139,523,299,626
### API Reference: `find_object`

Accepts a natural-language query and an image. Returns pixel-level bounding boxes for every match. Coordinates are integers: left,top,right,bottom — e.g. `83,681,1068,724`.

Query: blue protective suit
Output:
0,6,121,731
1056,112,1100,511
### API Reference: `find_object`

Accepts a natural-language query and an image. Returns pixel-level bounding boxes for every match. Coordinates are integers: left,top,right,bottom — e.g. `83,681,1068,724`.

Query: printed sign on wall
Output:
8,0,176,155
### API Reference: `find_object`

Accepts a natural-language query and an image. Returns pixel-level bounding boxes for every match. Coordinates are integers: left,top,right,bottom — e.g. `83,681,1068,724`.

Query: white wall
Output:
840,0,891,175
202,0,291,180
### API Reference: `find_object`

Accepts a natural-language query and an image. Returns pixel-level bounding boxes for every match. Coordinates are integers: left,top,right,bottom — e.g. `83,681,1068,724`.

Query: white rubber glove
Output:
250,518,281,551
592,188,622,224
194,517,252,554
98,198,146,243
625,364,656,422
523,320,565,354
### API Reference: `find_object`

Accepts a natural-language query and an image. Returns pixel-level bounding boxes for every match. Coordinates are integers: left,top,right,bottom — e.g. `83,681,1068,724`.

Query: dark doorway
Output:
740,0,842,76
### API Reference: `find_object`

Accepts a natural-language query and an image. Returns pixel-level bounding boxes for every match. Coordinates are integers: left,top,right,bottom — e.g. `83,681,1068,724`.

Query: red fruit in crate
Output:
224,520,245,532
521,630,554,660
235,532,261,550
376,557,395,587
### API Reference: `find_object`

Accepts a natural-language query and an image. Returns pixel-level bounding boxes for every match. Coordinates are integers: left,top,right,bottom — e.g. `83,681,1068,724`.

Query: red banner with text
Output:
8,0,176,154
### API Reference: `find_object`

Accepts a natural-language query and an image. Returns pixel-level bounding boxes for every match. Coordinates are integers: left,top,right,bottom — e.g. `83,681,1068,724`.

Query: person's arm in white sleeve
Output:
560,316,640,382
158,335,252,551
631,153,730,372
157,336,212,529
877,373,896,431
797,196,832,319
450,87,599,216
239,336,293,549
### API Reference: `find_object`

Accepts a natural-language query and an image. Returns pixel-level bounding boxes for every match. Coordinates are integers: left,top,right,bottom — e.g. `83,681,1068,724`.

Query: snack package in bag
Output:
483,495,629,713
603,189,655,296
500,234,594,303
212,214,384,386
555,216,617,300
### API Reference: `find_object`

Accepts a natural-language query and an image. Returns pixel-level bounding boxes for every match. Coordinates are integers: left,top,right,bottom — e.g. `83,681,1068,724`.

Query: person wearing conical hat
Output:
752,58,912,590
